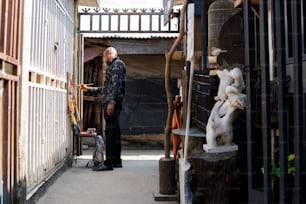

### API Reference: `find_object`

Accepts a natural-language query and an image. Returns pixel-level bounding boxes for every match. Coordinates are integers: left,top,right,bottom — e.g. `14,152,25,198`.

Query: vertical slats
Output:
0,77,18,203
0,80,3,203
0,70,18,202
0,1,3,53
3,0,9,56
11,82,19,202
201,0,208,73
117,14,121,31
291,0,305,203
13,0,19,59
27,87,32,185
243,0,257,197
6,81,11,202
78,9,178,33
2,80,9,204
31,1,37,68
12,0,17,59
33,87,37,183
7,81,12,203
38,0,42,70
23,0,74,193
42,0,46,71
10,81,15,203
259,0,272,203
0,80,2,203
274,0,289,203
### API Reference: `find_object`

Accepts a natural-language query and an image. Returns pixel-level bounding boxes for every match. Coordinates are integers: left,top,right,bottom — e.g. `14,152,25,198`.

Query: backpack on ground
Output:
86,135,105,168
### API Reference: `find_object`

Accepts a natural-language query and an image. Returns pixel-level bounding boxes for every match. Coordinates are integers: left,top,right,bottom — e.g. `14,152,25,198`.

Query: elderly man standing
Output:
80,47,126,171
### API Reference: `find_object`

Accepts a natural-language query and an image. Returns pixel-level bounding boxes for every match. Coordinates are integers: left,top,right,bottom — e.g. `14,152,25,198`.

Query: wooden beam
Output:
85,38,178,55
171,50,202,61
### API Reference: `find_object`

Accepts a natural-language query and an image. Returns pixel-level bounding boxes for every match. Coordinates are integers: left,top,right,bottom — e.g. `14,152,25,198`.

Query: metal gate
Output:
20,0,74,197
0,0,22,203
243,0,306,203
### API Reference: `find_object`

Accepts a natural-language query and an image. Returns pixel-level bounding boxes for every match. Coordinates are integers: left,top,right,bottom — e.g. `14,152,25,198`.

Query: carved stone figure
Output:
205,68,246,148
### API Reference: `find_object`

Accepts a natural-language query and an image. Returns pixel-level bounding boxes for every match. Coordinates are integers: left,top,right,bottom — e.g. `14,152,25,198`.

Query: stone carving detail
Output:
205,68,246,148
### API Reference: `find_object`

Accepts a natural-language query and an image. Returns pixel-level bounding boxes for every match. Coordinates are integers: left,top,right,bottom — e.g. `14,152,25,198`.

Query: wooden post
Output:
159,158,176,194
189,151,240,204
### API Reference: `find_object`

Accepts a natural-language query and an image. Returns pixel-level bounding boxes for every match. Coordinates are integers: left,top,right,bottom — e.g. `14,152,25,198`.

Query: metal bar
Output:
274,0,289,203
127,13,131,32
3,0,8,57
15,82,19,197
98,13,102,32
159,12,161,32
243,0,257,197
32,1,37,68
11,0,16,59
108,14,111,31
0,79,4,204
0,1,3,53
42,0,46,72
149,13,152,31
137,14,141,31
117,14,121,31
3,79,9,203
291,0,305,203
39,0,43,70
7,80,12,203
201,0,208,74
10,81,15,202
259,0,272,203
6,0,13,58
89,13,93,33
17,0,22,62
137,14,142,32
13,0,19,60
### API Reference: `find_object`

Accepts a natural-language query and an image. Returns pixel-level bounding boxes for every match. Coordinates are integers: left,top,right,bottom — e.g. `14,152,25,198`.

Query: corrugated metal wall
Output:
20,0,74,198
0,0,22,203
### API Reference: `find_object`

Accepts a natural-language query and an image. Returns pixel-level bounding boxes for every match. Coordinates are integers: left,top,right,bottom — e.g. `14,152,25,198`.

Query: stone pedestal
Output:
189,151,240,204
203,143,238,153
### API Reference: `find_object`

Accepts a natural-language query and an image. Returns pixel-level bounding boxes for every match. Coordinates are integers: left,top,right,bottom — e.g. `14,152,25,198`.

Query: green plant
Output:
272,154,295,181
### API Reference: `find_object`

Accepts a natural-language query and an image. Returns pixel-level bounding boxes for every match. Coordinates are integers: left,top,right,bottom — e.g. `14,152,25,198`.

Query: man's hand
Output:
79,84,88,92
107,103,115,116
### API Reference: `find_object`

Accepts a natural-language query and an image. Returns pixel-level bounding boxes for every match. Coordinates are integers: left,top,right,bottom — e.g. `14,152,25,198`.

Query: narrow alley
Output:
35,148,178,204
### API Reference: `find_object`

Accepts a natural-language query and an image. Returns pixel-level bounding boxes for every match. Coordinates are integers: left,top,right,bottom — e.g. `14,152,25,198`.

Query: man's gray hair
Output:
105,47,117,58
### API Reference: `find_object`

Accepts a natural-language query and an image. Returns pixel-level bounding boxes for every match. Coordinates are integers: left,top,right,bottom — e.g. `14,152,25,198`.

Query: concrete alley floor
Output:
36,148,178,204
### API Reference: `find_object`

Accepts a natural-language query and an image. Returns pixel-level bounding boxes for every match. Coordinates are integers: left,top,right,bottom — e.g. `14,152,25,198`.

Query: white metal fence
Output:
20,0,74,196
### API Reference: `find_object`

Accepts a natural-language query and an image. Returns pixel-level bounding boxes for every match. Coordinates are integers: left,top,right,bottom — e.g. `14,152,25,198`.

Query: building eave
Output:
78,0,99,7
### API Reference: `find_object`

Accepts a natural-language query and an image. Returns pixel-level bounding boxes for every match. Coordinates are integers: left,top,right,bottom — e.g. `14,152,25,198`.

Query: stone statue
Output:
205,68,246,149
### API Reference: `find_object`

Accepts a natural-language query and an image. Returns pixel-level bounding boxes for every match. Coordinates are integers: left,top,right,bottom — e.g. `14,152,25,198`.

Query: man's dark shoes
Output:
92,163,113,171
104,159,122,168
113,163,122,168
